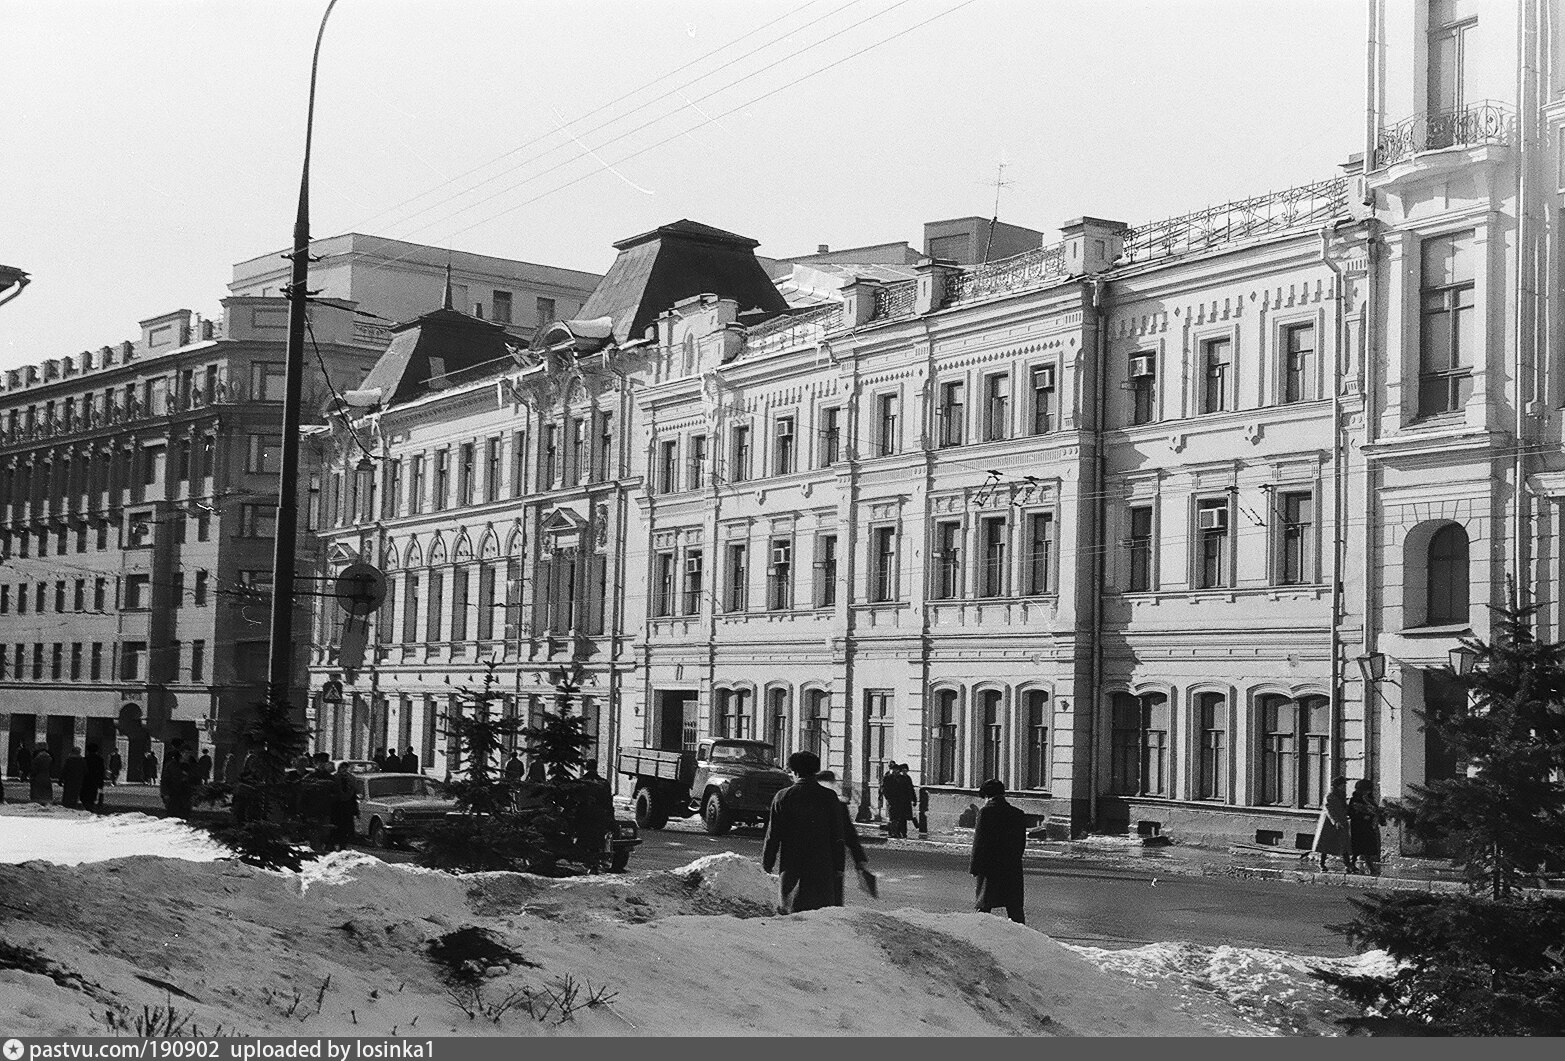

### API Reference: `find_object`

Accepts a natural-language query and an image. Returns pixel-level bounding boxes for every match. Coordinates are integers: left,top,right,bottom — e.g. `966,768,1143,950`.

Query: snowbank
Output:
0,806,229,865
668,851,779,909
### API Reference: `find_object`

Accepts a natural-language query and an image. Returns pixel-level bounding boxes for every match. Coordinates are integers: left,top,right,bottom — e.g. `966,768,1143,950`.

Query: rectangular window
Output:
241,503,277,538
865,690,893,787
978,516,1008,597
93,578,107,611
458,442,475,506
475,564,495,641
933,521,961,600
54,580,65,612
1129,352,1156,425
929,690,958,785
687,434,707,490
121,641,147,681
1127,505,1154,592
73,579,85,612
595,410,614,482
124,574,150,611
250,362,286,402
654,551,676,617
773,416,796,476
491,290,513,324
767,539,792,611
658,440,679,494
31,643,42,680
870,526,897,602
1277,490,1316,585
1110,692,1170,797
724,543,749,612
1419,231,1477,417
402,573,420,643
426,569,445,642
247,435,282,475
938,381,965,447
482,437,501,501
1282,323,1315,404
70,643,83,681
51,643,63,680
541,424,558,487
820,407,842,467
536,296,556,325
1030,364,1057,434
510,429,528,497
191,640,206,683
566,418,586,487
90,643,103,680
814,534,838,608
1023,511,1056,595
1201,337,1232,414
409,455,426,513
875,394,899,457
450,568,469,643
1195,498,1230,589
983,373,1011,441
386,458,402,516
194,570,209,606
682,549,704,615
729,425,750,483
1024,690,1050,790
433,450,450,511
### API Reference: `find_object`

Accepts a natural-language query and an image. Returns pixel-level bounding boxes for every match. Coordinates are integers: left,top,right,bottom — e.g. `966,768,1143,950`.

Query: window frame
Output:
982,371,1011,442
1199,334,1234,415
1193,494,1233,590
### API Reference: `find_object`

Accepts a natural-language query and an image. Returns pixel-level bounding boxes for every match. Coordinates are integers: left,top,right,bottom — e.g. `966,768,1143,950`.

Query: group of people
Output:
4,743,109,810
1310,776,1386,875
371,747,420,774
295,755,361,851
763,751,1030,924
877,762,918,838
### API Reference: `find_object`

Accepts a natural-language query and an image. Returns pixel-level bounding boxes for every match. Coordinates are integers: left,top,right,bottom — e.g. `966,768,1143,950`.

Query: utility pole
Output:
267,0,340,711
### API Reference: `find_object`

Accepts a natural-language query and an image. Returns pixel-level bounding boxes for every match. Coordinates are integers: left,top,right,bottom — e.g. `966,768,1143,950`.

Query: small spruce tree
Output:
522,674,596,782
441,660,529,817
217,695,315,871
1393,595,1565,898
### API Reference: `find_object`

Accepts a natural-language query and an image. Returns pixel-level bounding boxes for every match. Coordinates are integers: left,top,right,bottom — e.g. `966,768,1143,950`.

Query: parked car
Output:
355,772,455,847
464,779,642,873
331,759,380,775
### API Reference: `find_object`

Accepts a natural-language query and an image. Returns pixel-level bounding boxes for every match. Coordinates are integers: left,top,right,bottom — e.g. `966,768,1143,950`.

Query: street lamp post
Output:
267,0,341,711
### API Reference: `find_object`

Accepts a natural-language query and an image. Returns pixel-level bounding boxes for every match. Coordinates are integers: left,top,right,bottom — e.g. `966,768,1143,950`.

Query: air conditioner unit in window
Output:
1033,365,1056,389
771,545,791,566
685,555,703,573
1197,507,1228,531
1129,356,1156,378
776,420,793,437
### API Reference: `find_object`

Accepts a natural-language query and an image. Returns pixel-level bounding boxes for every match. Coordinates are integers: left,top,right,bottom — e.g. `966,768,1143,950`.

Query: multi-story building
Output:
307,1,1562,850
0,235,603,781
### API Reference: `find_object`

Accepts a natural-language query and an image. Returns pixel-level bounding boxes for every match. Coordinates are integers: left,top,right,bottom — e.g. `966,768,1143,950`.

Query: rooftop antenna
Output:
442,253,454,310
982,159,1014,264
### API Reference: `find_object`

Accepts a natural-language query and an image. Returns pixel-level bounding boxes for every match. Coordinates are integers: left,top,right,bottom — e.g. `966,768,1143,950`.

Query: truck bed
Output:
617,747,691,784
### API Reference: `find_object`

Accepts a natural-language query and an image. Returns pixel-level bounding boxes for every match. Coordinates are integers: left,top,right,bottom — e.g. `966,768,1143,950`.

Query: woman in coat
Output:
1347,779,1384,876
29,745,54,804
1311,775,1352,871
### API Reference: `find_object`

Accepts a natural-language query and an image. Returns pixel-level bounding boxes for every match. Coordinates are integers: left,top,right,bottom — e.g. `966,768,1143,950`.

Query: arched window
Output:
767,687,790,758
1427,524,1470,624
803,689,830,760
715,688,751,739
1195,692,1226,801
1023,689,1049,791
929,688,959,785
1109,691,1169,796
978,689,1004,782
1258,694,1332,808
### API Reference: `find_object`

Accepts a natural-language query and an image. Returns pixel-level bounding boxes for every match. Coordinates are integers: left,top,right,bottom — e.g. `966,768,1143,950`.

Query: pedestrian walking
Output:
299,762,336,851
1311,775,1353,872
881,762,916,839
29,745,53,804
196,750,213,785
142,750,159,785
399,748,419,775
504,751,525,781
159,741,183,810
525,757,545,783
108,749,122,786
82,743,106,811
331,761,359,848
815,770,873,903
970,778,1028,924
60,746,85,809
1347,779,1384,876
761,751,847,914
166,750,196,818
14,743,31,782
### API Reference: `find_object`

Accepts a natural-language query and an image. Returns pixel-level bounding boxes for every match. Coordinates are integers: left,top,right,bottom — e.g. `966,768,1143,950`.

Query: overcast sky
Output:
1,0,1365,373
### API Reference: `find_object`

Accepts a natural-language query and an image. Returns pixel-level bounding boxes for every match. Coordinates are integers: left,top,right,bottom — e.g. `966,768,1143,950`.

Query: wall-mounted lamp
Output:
1356,652,1386,684
1448,645,1479,677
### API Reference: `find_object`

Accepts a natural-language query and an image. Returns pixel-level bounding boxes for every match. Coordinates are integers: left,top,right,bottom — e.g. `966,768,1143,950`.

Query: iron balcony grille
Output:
1118,177,1350,266
871,281,917,321
946,242,1069,305
1373,100,1515,170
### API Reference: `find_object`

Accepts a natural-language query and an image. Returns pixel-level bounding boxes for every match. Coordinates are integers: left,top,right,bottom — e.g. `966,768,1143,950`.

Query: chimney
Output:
817,244,830,254
1058,217,1129,276
840,278,883,326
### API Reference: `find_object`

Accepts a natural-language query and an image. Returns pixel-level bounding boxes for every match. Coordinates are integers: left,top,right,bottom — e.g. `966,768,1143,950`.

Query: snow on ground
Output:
0,809,1386,1036
0,805,228,865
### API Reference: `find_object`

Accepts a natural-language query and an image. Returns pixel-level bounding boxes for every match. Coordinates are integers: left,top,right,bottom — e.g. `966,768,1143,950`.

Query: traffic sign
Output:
334,563,387,615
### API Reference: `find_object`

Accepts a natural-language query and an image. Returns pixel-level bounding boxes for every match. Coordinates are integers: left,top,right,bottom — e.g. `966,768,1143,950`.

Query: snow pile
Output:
668,852,778,910
0,806,229,865
1066,941,1398,1036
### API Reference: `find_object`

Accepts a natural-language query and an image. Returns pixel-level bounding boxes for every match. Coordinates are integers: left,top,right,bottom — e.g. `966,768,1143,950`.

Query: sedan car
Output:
355,772,456,847
331,759,381,775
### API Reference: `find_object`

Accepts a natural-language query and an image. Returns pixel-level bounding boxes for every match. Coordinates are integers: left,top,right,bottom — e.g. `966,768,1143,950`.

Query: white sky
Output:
0,0,1366,373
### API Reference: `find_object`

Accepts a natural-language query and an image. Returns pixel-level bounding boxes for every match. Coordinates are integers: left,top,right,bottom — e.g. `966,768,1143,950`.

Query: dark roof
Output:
359,305,515,407
579,219,790,343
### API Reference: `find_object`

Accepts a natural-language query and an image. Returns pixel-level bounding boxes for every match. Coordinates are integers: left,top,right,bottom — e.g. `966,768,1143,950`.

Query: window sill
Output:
1398,622,1472,638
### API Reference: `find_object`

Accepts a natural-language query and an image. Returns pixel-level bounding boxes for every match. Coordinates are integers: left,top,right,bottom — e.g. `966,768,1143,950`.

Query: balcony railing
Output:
946,242,1069,305
871,281,916,321
1373,100,1515,170
1118,176,1349,265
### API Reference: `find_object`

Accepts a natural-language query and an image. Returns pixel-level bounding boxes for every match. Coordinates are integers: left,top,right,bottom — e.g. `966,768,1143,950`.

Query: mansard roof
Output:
358,303,515,407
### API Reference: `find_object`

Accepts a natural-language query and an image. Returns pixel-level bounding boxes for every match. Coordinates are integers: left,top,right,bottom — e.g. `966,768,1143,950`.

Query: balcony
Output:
1373,100,1515,170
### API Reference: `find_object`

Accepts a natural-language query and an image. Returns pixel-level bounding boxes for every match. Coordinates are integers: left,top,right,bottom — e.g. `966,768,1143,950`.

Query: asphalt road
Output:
7,781,1361,956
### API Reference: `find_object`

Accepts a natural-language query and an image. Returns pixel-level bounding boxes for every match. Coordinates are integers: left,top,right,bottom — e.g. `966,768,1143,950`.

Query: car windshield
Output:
709,742,776,765
364,776,443,799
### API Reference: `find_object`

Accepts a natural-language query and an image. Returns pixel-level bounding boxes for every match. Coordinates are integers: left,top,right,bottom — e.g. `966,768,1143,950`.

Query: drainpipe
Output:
1512,0,1540,611
1319,223,1349,778
1088,277,1109,830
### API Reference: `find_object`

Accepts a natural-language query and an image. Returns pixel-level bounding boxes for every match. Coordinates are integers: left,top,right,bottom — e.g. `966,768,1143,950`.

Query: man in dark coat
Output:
504,751,525,781
330,762,360,848
29,745,53,804
81,743,106,811
60,746,86,809
143,749,158,784
881,763,917,838
762,751,846,914
196,750,213,784
970,778,1028,924
108,749,122,786
399,748,419,774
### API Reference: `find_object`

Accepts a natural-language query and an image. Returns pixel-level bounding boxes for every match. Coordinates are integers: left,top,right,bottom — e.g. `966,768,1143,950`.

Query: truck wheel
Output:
702,791,733,835
635,789,668,830
368,819,387,848
610,847,631,873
